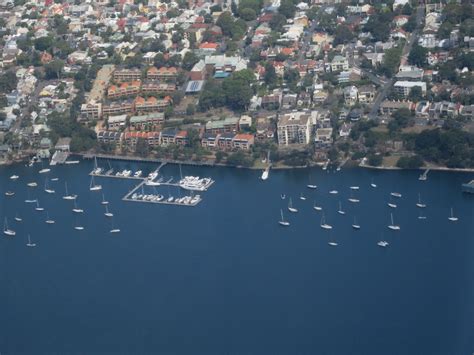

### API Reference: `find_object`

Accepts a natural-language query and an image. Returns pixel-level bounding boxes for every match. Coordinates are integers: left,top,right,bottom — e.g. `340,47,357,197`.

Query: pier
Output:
122,180,202,206
419,169,429,181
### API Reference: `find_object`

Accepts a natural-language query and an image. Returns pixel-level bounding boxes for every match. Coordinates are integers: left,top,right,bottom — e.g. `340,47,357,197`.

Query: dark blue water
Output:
0,160,473,354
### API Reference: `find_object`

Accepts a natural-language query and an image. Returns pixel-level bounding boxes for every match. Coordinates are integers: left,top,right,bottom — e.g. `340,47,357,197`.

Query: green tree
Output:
278,0,296,19
263,62,277,87
269,13,287,32
408,44,427,67
182,51,199,71
44,60,64,79
396,155,423,169
34,36,54,51
135,138,149,157
239,8,257,21
408,86,423,102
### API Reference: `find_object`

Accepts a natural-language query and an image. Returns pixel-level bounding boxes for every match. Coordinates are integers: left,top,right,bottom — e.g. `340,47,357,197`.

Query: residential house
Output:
205,117,239,134
344,85,358,106
314,128,333,148
134,96,171,113
80,102,102,120
129,113,164,131
232,134,254,150
329,55,349,72
107,81,141,99
113,68,142,82
102,101,134,116
217,133,235,150
201,132,220,149
147,66,178,81
107,114,127,130
379,100,413,115
97,131,122,144
358,85,376,103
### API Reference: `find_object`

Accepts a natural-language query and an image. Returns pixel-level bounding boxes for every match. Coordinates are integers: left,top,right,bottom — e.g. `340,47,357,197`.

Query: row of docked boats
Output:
130,192,201,206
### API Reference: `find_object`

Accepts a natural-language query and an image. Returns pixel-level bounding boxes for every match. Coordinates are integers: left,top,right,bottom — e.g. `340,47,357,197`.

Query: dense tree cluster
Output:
414,127,474,168
216,12,247,40
198,69,255,111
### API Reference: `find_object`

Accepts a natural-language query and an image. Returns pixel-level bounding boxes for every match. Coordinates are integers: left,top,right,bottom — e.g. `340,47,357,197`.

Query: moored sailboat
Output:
288,198,298,213
448,207,458,222
320,213,332,230
26,234,36,247
278,209,290,226
388,213,400,230
3,217,15,236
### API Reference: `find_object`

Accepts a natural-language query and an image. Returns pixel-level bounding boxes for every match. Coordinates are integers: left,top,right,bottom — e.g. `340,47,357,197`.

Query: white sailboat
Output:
387,195,397,208
348,190,360,203
89,176,102,191
415,193,426,208
390,192,402,198
337,201,345,215
39,168,50,174
307,176,317,189
26,234,36,247
74,217,84,231
27,182,38,187
72,199,84,213
278,209,290,226
320,214,332,230
418,210,427,220
110,216,120,233
370,179,377,188
104,205,113,217
288,198,298,213
62,182,77,200
45,212,55,224
14,213,22,222
352,217,361,230
3,217,16,236
448,207,458,222
350,186,359,190
51,177,59,181
328,241,338,246
388,213,400,230
24,190,37,203
313,201,322,211
299,193,306,201
101,193,109,205
35,200,44,211
44,179,55,194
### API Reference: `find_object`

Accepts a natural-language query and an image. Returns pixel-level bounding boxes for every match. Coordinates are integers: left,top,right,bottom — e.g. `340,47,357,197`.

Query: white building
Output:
393,81,427,97
277,112,312,146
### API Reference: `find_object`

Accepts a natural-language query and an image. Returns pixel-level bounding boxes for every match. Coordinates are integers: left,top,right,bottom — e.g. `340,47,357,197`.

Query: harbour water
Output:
0,160,473,354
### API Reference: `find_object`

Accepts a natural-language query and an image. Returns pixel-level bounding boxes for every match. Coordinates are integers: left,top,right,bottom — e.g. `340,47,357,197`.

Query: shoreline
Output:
3,153,474,174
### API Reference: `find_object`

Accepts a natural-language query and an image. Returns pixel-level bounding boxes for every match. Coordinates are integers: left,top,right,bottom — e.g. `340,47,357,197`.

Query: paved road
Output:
368,4,425,119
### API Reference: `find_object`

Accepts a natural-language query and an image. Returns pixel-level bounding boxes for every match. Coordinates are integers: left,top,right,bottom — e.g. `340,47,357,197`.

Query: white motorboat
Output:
388,213,400,230
328,242,338,246
350,186,359,190
390,192,402,198
3,218,15,236
179,176,214,191
261,167,269,181
307,184,317,189
370,179,377,188
26,234,36,247
278,209,290,226
110,228,121,233
377,241,389,247
388,203,397,208
10,175,19,180
39,168,50,174
51,178,59,181
27,182,38,187
134,170,142,178
288,198,298,213
74,226,84,231
5,191,14,196
448,207,458,222
329,190,338,195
